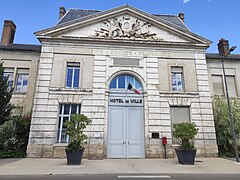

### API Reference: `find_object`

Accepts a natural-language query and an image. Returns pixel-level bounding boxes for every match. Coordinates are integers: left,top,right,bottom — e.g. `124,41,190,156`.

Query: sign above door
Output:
109,96,143,107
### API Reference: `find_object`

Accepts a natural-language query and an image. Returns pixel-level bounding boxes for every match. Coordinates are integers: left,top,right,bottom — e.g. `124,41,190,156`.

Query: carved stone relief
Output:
95,14,162,41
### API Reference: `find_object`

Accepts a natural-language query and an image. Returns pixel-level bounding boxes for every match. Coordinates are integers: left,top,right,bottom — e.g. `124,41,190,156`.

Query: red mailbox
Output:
162,137,167,159
162,137,167,145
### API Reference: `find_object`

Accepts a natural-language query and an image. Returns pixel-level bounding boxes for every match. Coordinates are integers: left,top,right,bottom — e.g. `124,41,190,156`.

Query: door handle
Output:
123,141,126,144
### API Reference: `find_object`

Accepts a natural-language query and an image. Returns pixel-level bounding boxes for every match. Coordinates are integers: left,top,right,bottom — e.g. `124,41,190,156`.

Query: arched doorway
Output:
107,74,145,158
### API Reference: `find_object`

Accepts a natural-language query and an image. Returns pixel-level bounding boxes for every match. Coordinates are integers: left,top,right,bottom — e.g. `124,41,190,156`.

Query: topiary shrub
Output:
65,114,91,151
173,122,199,151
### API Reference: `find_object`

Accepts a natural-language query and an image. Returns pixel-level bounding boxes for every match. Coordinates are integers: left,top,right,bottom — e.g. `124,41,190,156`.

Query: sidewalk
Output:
0,157,239,175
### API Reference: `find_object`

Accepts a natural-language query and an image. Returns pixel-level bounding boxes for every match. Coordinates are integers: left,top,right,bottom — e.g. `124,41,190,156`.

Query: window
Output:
15,69,29,93
170,106,190,144
57,104,81,143
226,75,237,97
212,75,224,96
109,74,142,90
3,68,14,88
66,63,80,88
212,75,237,97
171,67,184,91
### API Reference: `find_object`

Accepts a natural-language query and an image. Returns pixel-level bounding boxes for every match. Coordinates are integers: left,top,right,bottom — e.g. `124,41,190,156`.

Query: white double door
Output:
108,105,145,158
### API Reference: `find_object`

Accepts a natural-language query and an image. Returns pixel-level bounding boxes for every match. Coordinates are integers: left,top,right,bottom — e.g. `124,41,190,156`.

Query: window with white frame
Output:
66,62,80,88
3,68,14,89
15,69,29,93
170,106,190,144
57,104,81,143
109,74,142,90
171,67,184,91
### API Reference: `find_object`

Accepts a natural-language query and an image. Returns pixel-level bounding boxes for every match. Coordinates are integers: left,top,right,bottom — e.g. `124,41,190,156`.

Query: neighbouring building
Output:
0,20,41,115
1,5,238,159
207,39,240,99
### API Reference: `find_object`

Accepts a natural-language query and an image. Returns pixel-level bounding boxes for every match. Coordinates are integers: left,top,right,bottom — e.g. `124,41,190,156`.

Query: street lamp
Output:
221,45,239,162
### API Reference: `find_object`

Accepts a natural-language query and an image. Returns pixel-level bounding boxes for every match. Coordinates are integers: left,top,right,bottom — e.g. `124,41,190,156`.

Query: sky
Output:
0,0,239,54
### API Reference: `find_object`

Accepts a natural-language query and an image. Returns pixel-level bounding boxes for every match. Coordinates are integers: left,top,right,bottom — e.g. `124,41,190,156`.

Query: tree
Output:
212,96,240,157
0,62,14,125
0,112,31,158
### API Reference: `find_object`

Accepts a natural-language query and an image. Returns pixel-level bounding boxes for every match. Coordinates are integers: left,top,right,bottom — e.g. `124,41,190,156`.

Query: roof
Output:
0,44,41,52
206,53,240,60
35,5,211,46
58,9,100,24
154,14,188,30
58,9,188,30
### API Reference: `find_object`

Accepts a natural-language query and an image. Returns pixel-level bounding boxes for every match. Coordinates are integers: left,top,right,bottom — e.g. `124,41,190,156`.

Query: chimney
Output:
179,13,185,22
218,38,230,56
59,6,66,20
1,20,16,45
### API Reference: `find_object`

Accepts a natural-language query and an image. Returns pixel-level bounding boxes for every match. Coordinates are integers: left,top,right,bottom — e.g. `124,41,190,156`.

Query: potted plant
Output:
173,122,199,165
64,113,91,165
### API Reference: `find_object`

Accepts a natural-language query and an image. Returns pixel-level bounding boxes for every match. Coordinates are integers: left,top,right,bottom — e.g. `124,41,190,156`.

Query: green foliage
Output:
0,62,15,125
173,122,199,151
13,113,31,153
65,114,91,151
0,112,31,158
0,120,17,151
212,96,240,157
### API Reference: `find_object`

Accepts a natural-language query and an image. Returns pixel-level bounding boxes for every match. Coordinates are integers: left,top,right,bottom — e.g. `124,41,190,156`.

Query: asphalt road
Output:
0,174,240,180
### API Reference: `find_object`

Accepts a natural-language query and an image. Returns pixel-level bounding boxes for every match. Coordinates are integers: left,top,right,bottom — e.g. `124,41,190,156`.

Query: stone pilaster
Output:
86,55,107,159
27,46,56,158
146,57,169,158
194,53,218,157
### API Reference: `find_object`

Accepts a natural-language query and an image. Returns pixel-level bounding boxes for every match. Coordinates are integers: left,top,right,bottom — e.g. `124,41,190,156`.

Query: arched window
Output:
109,74,142,90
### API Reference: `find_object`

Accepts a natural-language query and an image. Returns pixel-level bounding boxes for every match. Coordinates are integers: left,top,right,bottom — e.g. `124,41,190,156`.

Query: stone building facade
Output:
2,5,238,159
26,5,218,158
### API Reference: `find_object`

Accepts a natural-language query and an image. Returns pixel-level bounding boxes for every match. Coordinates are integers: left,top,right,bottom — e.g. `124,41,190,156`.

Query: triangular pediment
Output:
35,5,211,46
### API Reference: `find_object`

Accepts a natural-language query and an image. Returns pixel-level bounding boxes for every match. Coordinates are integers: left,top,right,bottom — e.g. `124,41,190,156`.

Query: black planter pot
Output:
175,149,197,165
65,148,85,165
